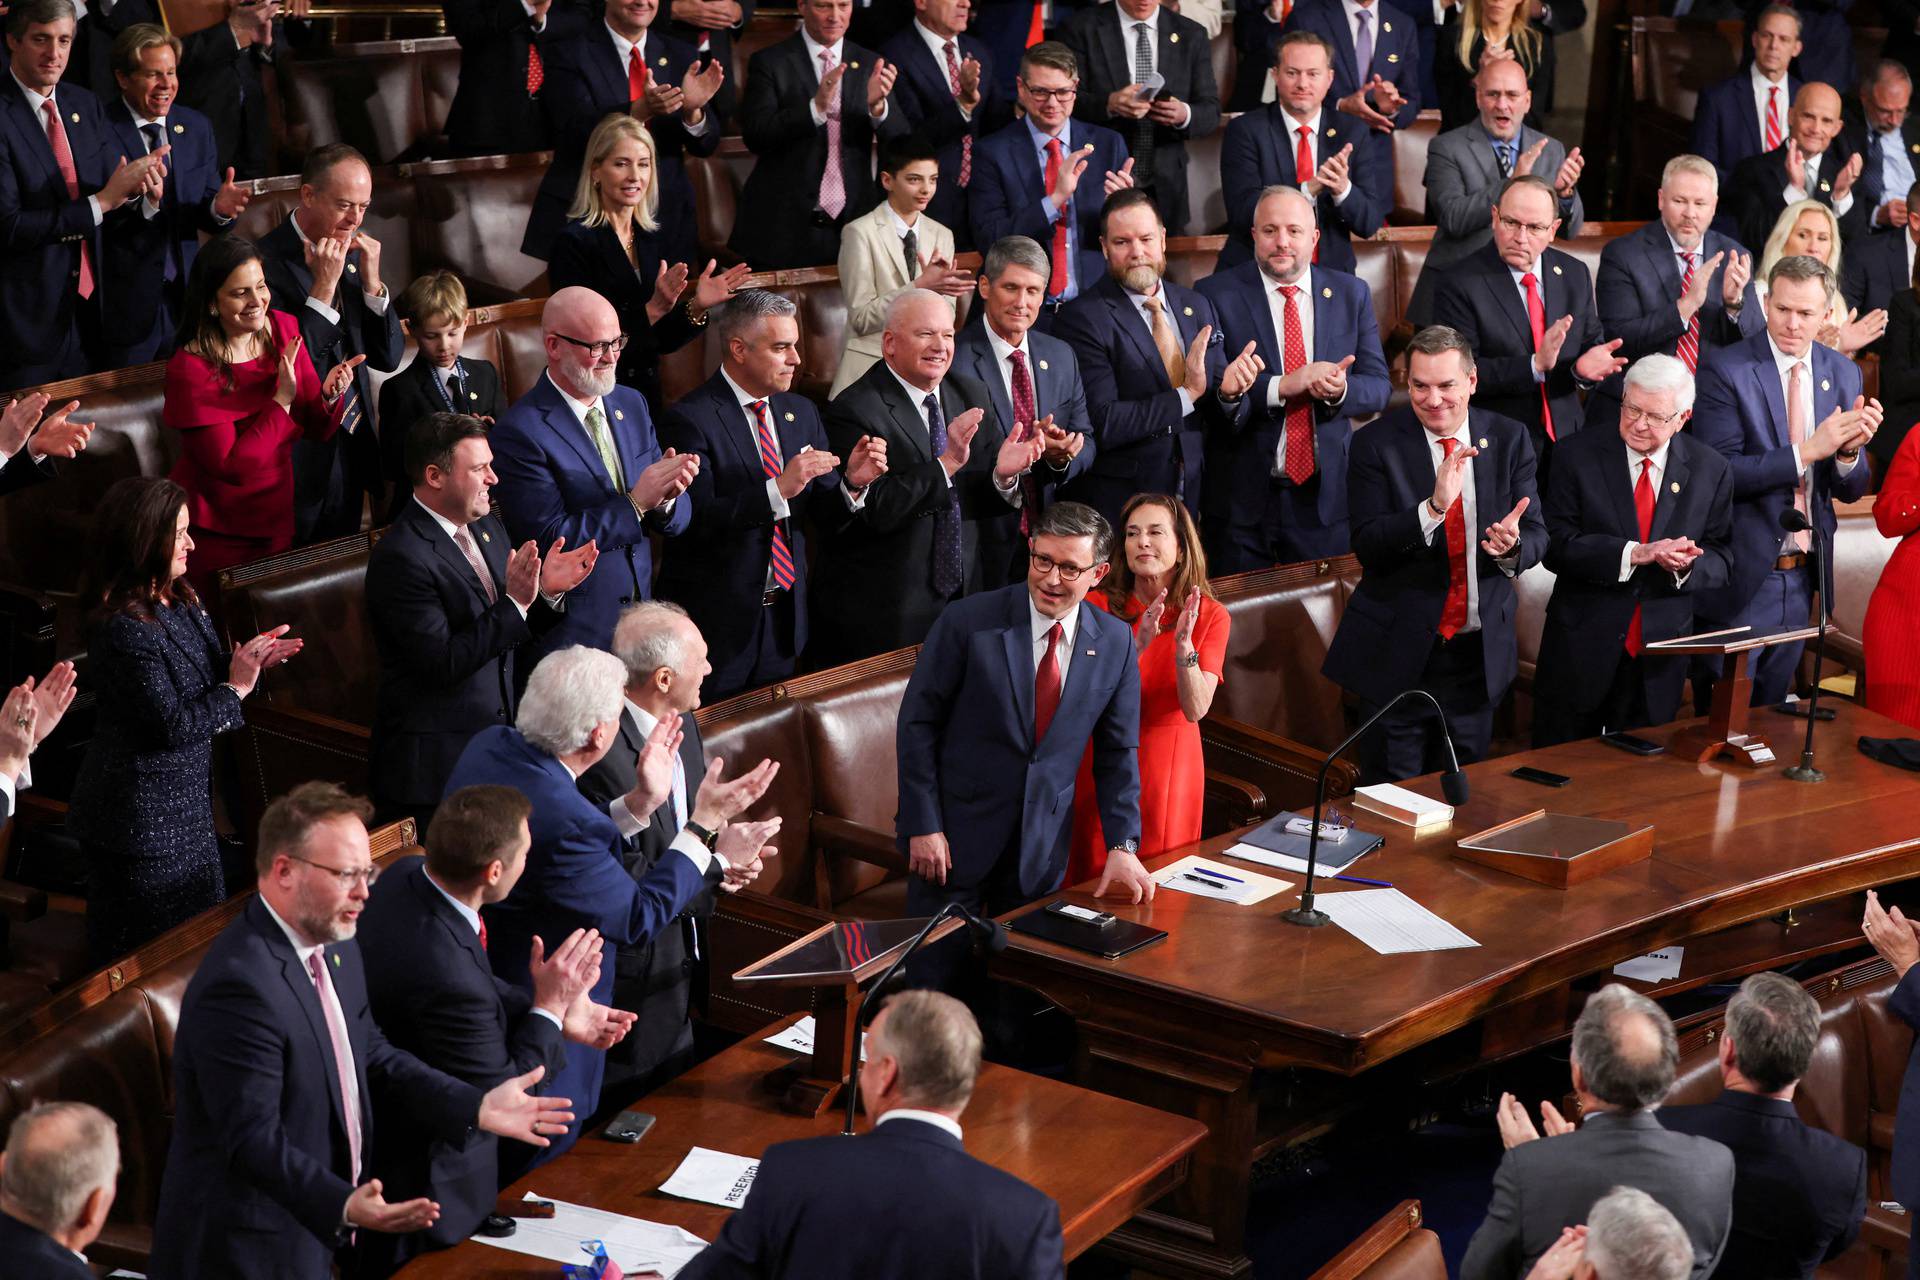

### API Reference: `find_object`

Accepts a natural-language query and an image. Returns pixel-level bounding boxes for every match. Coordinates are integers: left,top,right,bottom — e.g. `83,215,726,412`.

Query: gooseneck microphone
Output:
1779,508,1829,783
840,903,1007,1134
1283,687,1468,927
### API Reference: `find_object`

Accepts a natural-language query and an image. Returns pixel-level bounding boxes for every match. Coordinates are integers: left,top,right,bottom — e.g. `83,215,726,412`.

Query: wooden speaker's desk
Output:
994,702,1920,1278
396,1013,1207,1277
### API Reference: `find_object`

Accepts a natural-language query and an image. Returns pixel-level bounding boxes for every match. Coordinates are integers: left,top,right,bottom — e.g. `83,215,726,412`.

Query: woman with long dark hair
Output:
163,234,363,601
67,476,303,960
1066,493,1231,880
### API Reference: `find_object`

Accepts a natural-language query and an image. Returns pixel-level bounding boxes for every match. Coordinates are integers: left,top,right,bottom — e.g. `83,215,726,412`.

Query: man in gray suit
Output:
1408,57,1584,327
1460,984,1734,1280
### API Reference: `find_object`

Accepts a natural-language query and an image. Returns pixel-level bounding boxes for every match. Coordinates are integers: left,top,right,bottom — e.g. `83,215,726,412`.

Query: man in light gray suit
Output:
1460,984,1734,1280
1408,56,1584,327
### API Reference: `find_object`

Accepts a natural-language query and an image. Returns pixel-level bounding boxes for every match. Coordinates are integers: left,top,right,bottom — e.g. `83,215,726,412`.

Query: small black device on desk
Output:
1511,765,1572,787
602,1110,656,1143
1601,731,1666,756
1012,904,1166,958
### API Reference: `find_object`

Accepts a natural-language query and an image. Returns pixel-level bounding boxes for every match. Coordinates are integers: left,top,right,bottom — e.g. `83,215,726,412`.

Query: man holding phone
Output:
1059,0,1219,236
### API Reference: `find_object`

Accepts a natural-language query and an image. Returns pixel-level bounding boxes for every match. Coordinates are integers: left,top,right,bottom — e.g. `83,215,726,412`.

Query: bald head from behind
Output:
1570,984,1680,1114
542,285,623,401
0,1101,119,1254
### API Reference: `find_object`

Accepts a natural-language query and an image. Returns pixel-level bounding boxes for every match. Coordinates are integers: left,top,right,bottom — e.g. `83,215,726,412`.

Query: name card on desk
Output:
659,1147,761,1210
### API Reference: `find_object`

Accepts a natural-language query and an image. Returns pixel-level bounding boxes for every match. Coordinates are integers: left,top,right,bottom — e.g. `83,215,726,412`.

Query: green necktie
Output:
584,404,626,490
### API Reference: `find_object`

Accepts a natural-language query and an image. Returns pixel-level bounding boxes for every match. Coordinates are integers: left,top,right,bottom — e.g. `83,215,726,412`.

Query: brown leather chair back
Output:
404,156,552,305
217,533,382,724
689,150,743,263
1630,18,1744,123
1512,562,1556,688
1354,240,1397,338
1390,111,1442,226
1165,235,1225,289
1388,234,1427,335
483,303,556,401
732,14,794,101
1309,1200,1445,1280
281,51,431,164
1212,561,1358,753
699,698,816,903
1187,116,1230,236
230,181,301,245
790,276,847,405
803,669,912,907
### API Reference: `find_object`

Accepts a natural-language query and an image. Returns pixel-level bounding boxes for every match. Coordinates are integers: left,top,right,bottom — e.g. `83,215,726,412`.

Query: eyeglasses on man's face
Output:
1029,550,1096,581
290,853,379,889
554,332,630,360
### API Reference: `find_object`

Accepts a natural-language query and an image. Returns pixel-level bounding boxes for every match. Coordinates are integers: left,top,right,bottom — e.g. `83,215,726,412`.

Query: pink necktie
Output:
41,99,94,300
1787,361,1811,552
307,950,363,1184
943,40,972,185
818,48,846,218
454,526,497,603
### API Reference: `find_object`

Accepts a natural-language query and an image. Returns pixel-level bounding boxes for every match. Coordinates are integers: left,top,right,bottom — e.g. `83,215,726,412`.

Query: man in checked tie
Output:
1691,254,1880,707
1323,326,1547,783
1199,185,1389,570
1531,354,1735,747
0,0,171,390
1592,154,1762,435
897,500,1149,1000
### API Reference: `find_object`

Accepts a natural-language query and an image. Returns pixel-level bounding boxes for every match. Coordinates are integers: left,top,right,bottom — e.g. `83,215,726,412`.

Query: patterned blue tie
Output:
925,393,963,597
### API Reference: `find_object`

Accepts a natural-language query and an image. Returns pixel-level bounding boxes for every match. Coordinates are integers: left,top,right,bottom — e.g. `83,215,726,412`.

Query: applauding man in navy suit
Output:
897,501,1148,995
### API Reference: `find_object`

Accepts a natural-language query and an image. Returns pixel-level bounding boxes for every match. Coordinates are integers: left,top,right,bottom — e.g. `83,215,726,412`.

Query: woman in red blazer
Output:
1866,427,1920,730
162,235,360,601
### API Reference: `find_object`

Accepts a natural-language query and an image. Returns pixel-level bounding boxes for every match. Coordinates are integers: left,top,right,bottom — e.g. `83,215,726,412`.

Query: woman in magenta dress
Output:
1866,426,1920,729
162,234,360,602
1068,494,1231,883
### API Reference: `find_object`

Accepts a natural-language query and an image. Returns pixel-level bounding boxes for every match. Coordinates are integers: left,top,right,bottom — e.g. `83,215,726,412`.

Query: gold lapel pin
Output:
849,59,860,69
615,409,625,420
1181,306,1193,317
469,391,479,400
784,411,796,421
1820,181,1831,192
1322,286,1333,298
1327,126,1338,137
70,112,79,123
1387,52,1399,62
1039,359,1050,370
331,952,341,967
172,123,184,134
1383,19,1393,30
658,55,668,65
1169,31,1179,42
481,530,491,542
1820,379,1831,391
1670,481,1680,493
347,262,358,273
1551,264,1563,275
1478,437,1489,447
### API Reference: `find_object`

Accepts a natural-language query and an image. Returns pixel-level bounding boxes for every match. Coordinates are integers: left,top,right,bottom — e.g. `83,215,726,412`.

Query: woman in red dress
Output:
1866,426,1920,729
163,235,360,601
1067,494,1231,882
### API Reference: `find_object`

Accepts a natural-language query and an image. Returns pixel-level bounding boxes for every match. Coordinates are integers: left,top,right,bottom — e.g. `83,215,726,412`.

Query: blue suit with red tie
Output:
490,372,694,662
1218,104,1389,274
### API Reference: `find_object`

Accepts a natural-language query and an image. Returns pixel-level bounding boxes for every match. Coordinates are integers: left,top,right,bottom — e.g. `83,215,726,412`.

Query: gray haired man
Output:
1461,984,1735,1280
657,288,889,699
0,1101,118,1277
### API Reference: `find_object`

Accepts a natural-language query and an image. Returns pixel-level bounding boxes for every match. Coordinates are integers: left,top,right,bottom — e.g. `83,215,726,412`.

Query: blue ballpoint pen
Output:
1331,874,1393,888
1192,866,1244,883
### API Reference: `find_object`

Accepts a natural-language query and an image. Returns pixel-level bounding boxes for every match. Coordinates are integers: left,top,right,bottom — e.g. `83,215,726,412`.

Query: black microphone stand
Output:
1283,687,1470,927
840,904,1004,1134
1783,509,1829,783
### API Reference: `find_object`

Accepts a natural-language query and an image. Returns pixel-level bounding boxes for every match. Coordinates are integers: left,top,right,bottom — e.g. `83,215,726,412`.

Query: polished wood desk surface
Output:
396,1013,1208,1277
1003,701,1920,1074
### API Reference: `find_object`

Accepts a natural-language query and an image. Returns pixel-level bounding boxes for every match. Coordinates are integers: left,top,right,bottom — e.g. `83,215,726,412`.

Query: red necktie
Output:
1043,138,1070,298
1295,126,1321,264
1010,348,1040,534
1521,271,1555,442
1625,457,1654,656
1026,0,1046,45
1676,252,1699,374
1034,622,1062,741
306,950,363,1184
1437,438,1469,640
629,45,648,103
478,918,489,951
1277,284,1315,484
1280,0,1293,20
751,400,797,590
944,41,972,185
41,100,94,301
528,41,544,95
1765,85,1783,151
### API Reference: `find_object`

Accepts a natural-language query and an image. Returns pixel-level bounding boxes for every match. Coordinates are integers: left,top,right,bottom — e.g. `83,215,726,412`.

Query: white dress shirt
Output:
1261,267,1341,473
0,760,29,823
875,1107,964,1140
912,20,973,120
1750,64,1790,151
1278,107,1352,207
1122,284,1198,417
543,370,677,521
12,73,104,227
1415,419,1519,634
423,870,563,1027
607,25,714,136
288,211,389,334
1028,593,1079,686
625,700,689,830
1115,6,1192,128
802,29,888,125
1614,438,1687,585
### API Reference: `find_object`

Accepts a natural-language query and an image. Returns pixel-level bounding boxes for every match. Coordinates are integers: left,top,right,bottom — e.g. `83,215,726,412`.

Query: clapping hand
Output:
527,927,604,1019
538,535,598,595
477,1064,576,1147
0,685,34,778
1048,143,1096,203
26,661,75,747
682,57,725,115
777,446,841,499
1307,354,1355,402
322,354,366,404
1571,338,1627,383
1552,146,1583,198
1218,340,1265,400
1336,75,1399,132
1511,136,1549,177
304,234,348,302
212,167,251,220
1833,150,1863,199
630,448,701,510
1679,250,1723,318
1722,251,1752,306
845,434,888,489
866,57,897,115
1432,440,1477,513
0,391,48,456
505,539,544,609
1480,497,1530,558
624,712,685,822
1495,1089,1575,1149
912,253,976,298
1103,157,1137,196
227,624,303,697
23,398,91,460
692,259,752,312
1632,536,1702,573
650,261,693,323
1308,143,1354,199
1524,1227,1588,1280
1173,587,1201,651
1037,417,1084,466
938,406,986,475
1532,315,1572,373
689,755,780,828
716,816,781,887
345,1180,440,1233
274,335,305,409
995,428,1045,480
957,55,982,110
563,990,637,1048
1181,324,1214,400
1865,890,1920,976
1784,137,1808,192
1134,587,1168,649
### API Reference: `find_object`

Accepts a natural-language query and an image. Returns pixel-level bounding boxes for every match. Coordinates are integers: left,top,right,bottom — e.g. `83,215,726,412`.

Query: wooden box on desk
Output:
1452,811,1656,888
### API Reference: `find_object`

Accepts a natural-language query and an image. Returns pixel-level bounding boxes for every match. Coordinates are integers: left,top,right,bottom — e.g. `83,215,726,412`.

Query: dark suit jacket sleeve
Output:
822,392,953,532
1507,431,1549,575
676,1156,782,1279
1091,626,1143,849
1053,303,1189,454
1597,243,1684,360
1054,349,1095,441
1829,1143,1868,1260
1020,1198,1068,1280
741,50,820,154
1458,1149,1524,1280
490,426,649,552
1893,965,1920,1032
1424,136,1491,240
1177,35,1222,137
1347,428,1431,572
178,971,358,1241
1221,116,1263,237
364,540,535,689
1334,127,1389,239
895,610,966,838
1886,296,1920,406
552,808,710,946
1338,298,1393,418
0,452,53,498
1690,459,1736,594
1544,445,1626,582
362,1021,486,1140
1689,356,1804,499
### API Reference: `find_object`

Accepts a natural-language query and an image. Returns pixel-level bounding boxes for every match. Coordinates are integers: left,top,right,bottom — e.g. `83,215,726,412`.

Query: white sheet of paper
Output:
1317,888,1480,954
1613,947,1685,983
658,1146,761,1209
1220,841,1359,876
763,1015,867,1061
467,1193,709,1277
1153,854,1292,905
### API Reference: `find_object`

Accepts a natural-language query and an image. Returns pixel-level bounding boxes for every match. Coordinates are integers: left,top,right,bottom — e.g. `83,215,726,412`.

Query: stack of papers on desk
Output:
1351,783,1454,829
660,1146,761,1209
1223,810,1385,874
1613,947,1685,983
470,1193,709,1277
1318,888,1479,954
1153,854,1292,905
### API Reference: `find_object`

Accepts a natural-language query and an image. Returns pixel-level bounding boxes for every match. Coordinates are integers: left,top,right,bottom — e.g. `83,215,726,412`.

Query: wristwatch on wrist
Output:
685,819,721,851
1116,838,1140,856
